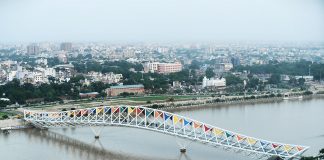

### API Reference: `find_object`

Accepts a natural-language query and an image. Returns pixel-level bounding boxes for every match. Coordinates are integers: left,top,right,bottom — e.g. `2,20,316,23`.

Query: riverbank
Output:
162,94,324,112
0,119,25,128
7,92,324,115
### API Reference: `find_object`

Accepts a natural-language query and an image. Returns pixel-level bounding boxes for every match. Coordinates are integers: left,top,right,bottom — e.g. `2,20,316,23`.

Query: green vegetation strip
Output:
0,111,14,120
123,95,209,102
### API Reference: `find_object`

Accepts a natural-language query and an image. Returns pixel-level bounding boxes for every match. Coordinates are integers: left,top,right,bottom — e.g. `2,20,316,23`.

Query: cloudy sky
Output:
0,0,324,42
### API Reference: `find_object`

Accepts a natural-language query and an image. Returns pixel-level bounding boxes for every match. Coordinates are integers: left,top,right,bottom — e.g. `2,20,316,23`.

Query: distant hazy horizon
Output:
1,0,324,43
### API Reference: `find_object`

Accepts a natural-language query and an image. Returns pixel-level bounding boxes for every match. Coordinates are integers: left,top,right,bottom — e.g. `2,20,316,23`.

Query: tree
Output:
90,81,106,93
288,77,297,86
320,148,324,154
189,60,200,70
225,74,243,86
246,78,260,89
48,76,56,83
167,97,175,102
2,114,9,119
298,78,305,86
0,100,10,108
69,75,85,83
268,74,281,84
205,68,215,78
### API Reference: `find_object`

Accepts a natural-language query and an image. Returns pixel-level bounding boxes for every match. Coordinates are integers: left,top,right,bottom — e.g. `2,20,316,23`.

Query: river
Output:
1,97,323,160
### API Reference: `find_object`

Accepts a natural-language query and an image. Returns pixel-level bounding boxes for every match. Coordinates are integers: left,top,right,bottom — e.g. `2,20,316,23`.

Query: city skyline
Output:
1,0,324,43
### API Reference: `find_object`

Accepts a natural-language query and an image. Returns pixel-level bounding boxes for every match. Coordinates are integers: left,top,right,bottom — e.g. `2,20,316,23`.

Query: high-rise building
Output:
27,44,40,55
60,42,72,51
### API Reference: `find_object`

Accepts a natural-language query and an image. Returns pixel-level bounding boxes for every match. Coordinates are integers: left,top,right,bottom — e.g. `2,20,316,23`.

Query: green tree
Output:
91,81,105,92
205,68,215,78
268,74,281,84
2,114,9,119
225,74,243,86
288,77,297,86
189,60,201,70
247,78,260,89
298,78,305,86
320,148,324,154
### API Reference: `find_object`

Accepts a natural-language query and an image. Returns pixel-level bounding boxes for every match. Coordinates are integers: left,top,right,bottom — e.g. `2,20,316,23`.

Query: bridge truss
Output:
24,105,308,159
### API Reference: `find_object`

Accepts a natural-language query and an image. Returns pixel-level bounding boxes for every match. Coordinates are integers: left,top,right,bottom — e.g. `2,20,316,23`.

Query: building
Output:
172,81,182,88
33,72,44,83
143,62,182,74
212,63,233,74
35,58,48,66
143,62,159,73
223,63,233,71
202,76,226,88
87,72,123,84
60,42,72,51
57,52,68,63
106,84,145,97
157,62,182,74
27,44,40,55
295,76,314,82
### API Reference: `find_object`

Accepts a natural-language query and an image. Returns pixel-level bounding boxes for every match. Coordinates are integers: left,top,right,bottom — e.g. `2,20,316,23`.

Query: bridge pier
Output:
175,136,191,154
90,126,104,139
180,148,186,153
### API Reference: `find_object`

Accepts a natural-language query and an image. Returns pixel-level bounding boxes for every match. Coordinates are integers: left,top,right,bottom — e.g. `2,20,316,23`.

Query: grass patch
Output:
0,111,14,120
123,95,209,102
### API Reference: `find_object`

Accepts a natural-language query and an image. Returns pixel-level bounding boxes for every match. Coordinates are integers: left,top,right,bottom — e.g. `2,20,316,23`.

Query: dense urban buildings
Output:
26,44,40,55
0,42,323,99
60,42,72,51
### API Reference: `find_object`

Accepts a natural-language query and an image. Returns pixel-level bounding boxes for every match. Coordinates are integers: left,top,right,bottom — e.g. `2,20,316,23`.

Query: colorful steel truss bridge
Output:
24,105,308,159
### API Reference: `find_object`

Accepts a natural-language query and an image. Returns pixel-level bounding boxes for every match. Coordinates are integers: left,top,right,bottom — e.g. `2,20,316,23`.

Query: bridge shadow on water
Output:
24,128,167,160
177,153,193,160
4,128,284,160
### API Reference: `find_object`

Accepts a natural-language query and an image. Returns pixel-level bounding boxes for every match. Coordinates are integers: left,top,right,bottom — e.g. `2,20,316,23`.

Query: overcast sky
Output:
0,0,324,43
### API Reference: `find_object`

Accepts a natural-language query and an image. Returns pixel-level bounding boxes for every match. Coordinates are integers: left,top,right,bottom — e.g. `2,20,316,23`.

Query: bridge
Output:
24,105,309,159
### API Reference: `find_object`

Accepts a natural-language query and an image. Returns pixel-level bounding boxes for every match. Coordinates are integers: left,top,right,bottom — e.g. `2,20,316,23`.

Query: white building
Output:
295,76,314,82
36,58,48,66
104,72,123,84
33,72,44,83
87,72,123,84
202,76,226,88
44,68,56,77
7,71,17,81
